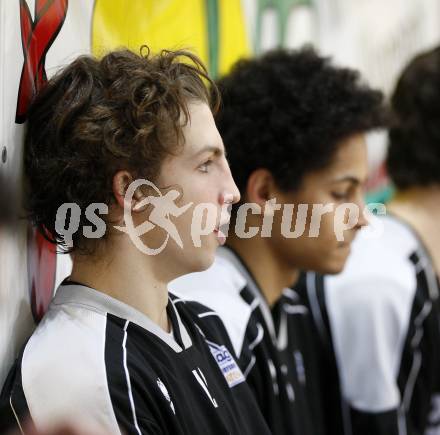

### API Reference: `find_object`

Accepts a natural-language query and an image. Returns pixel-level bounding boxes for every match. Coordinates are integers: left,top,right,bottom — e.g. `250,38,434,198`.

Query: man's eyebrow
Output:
193,145,225,157
331,175,361,185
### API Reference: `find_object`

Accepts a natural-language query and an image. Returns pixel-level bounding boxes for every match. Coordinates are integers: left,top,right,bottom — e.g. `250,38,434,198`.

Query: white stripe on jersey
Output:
277,312,288,351
307,272,329,344
198,311,220,319
283,288,300,302
248,323,264,350
243,355,256,379
282,305,308,315
402,301,432,409
122,320,142,435
9,396,24,435
192,368,218,408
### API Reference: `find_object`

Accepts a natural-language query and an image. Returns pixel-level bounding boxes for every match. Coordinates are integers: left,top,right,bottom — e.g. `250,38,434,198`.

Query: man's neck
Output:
70,238,170,331
388,186,440,275
227,236,299,307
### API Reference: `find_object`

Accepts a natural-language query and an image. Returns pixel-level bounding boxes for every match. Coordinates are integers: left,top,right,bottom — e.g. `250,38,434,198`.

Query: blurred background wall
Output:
1,0,439,387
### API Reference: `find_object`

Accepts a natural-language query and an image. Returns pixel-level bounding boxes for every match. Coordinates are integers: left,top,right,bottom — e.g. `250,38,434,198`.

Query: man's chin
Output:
184,248,216,274
320,257,348,275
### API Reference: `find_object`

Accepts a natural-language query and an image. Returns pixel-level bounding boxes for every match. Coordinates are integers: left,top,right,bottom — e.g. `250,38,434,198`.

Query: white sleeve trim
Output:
325,274,415,412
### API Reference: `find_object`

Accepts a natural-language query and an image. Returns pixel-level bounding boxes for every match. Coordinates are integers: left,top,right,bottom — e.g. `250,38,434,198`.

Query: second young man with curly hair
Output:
171,47,387,435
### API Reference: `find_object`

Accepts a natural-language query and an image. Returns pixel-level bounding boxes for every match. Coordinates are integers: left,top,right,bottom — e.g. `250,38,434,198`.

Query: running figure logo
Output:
115,179,193,255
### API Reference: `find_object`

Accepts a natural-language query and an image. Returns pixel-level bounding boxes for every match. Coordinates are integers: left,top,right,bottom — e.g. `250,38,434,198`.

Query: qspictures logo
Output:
55,178,387,255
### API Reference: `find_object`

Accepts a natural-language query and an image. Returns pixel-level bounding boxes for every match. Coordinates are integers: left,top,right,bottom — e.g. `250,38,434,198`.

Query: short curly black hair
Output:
215,47,387,199
387,46,440,189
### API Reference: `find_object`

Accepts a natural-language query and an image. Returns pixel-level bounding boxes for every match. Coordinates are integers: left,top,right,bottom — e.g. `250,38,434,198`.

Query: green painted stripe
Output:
205,0,219,78
255,0,313,53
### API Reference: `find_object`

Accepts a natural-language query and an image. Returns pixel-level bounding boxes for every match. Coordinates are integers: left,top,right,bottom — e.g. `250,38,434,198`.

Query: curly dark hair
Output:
215,47,387,200
387,46,440,189
25,47,219,252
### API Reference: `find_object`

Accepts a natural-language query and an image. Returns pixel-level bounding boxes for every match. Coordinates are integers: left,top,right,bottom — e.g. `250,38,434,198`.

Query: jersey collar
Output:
217,246,280,346
52,282,193,352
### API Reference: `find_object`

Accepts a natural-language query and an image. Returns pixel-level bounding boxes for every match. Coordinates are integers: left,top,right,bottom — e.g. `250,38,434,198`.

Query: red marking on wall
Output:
16,0,69,321
27,227,58,322
16,0,68,123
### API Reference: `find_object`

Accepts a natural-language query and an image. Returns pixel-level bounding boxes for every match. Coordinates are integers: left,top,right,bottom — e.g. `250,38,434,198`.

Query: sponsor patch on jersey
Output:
208,342,245,388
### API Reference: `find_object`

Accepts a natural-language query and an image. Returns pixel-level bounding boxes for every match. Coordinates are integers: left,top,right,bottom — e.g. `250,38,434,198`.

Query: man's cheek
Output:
334,204,359,241
191,204,217,248
319,214,339,242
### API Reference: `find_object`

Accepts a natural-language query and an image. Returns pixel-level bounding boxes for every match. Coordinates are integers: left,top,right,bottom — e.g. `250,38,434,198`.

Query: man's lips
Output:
214,219,229,246
337,238,354,252
212,210,231,245
214,228,227,245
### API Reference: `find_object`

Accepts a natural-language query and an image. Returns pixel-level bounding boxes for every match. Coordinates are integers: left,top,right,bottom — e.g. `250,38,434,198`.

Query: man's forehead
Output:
181,102,223,152
329,136,368,173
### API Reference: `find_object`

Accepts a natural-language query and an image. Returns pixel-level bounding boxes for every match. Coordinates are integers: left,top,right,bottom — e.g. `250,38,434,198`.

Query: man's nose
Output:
221,166,240,205
356,195,369,228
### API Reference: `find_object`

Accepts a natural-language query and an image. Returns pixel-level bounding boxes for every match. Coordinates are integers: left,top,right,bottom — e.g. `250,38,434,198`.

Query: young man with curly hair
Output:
0,48,272,435
171,47,387,435
320,46,440,435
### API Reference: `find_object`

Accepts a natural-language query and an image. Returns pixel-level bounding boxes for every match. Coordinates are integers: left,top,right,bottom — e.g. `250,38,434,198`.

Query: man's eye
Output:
198,160,213,173
332,191,348,200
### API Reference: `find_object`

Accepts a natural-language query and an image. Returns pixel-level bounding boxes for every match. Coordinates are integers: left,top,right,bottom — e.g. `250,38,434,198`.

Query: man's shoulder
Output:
326,215,421,294
170,253,247,297
170,254,255,357
23,302,112,387
4,303,121,432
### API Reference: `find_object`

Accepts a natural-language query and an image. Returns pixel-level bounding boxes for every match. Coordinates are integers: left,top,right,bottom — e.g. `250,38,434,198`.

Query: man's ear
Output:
245,169,279,208
112,171,146,211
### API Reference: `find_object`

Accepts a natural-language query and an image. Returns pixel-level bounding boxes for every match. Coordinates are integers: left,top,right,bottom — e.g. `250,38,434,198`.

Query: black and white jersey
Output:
0,282,271,435
170,246,326,435
295,272,347,435
314,214,440,435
